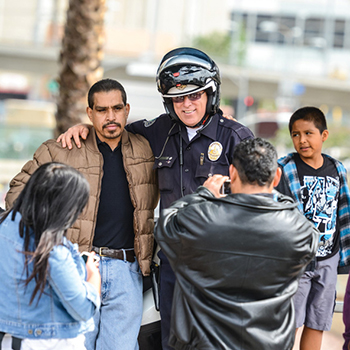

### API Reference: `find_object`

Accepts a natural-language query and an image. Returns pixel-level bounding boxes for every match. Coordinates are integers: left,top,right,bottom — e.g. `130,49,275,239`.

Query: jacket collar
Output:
225,192,297,211
85,127,129,153
167,113,220,141
120,128,130,148
85,127,99,153
197,113,219,141
197,186,297,211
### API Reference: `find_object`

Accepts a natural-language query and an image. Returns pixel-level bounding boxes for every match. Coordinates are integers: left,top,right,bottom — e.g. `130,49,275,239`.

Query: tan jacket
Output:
6,128,159,276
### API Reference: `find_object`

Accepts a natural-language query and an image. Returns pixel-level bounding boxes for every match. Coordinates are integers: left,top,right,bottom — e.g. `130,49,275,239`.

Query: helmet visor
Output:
158,65,218,96
162,80,216,98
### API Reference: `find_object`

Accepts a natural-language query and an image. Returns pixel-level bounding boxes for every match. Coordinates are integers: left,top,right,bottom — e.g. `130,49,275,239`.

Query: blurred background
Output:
0,0,349,347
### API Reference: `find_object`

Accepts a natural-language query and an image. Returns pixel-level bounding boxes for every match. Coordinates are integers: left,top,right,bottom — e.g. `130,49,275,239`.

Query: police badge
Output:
208,141,223,161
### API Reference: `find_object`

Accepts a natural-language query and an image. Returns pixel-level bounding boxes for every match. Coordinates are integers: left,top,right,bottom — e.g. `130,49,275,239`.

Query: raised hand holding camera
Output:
203,175,230,198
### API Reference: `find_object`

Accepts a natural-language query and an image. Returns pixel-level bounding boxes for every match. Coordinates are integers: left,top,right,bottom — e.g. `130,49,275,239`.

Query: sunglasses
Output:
171,91,205,103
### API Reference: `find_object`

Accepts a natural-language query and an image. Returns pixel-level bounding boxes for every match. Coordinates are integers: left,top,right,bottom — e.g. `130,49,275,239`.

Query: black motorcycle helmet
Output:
156,47,221,126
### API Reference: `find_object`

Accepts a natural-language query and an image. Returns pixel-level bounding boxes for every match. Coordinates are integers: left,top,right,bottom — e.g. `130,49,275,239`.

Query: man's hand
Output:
56,123,91,149
203,175,230,198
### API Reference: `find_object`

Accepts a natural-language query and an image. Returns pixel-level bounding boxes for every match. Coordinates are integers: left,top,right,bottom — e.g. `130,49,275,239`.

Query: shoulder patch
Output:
219,118,254,138
143,118,157,127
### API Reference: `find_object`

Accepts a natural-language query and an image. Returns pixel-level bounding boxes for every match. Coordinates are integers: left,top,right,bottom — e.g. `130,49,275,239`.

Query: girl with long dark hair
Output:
0,162,101,350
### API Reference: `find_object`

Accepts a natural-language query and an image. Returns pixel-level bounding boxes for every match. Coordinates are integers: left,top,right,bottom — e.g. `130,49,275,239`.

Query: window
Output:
334,19,345,48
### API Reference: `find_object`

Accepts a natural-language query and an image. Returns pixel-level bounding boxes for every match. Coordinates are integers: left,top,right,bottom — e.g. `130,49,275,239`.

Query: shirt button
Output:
35,329,42,335
220,119,224,123
28,329,33,335
158,162,162,166
184,169,189,172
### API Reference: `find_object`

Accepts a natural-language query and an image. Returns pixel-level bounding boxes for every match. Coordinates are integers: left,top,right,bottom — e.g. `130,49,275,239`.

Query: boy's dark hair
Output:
231,138,277,187
1,162,90,304
289,106,327,134
88,78,127,108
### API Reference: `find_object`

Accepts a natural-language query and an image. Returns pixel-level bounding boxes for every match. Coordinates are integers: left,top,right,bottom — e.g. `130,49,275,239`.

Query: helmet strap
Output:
188,114,210,128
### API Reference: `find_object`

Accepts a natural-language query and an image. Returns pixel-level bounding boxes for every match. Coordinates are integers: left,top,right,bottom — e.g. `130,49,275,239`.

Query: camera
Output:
80,251,100,263
221,179,231,195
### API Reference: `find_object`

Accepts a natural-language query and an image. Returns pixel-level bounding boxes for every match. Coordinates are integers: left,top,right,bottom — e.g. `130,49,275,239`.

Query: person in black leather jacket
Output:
155,138,319,350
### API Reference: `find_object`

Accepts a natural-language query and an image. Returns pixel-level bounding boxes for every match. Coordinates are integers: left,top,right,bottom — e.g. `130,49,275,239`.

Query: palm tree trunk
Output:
55,0,106,136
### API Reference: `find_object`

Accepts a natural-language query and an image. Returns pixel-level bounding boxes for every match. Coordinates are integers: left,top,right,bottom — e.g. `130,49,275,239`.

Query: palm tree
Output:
55,0,106,136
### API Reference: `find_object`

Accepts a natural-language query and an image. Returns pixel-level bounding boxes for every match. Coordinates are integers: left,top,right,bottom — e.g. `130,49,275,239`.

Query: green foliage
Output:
192,31,231,63
270,125,293,150
325,124,350,148
234,21,247,66
324,124,350,159
0,124,52,159
191,25,247,66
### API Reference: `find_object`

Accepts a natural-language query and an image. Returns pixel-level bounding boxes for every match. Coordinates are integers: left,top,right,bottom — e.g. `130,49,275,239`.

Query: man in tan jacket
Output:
5,79,159,350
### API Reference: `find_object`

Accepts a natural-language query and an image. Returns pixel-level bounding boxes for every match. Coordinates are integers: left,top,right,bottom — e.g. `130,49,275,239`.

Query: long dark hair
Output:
1,162,89,304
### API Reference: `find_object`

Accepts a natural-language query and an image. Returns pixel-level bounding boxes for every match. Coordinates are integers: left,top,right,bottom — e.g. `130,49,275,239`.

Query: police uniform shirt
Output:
126,111,254,210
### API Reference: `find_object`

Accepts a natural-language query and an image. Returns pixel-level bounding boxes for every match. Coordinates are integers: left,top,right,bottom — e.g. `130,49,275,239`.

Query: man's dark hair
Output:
88,78,127,108
231,138,278,187
288,106,327,134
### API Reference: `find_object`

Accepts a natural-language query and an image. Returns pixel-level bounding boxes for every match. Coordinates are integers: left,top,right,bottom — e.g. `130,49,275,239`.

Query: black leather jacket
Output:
155,187,319,350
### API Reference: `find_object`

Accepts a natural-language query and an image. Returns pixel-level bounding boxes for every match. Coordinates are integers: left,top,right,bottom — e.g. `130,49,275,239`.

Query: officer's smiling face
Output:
173,91,208,127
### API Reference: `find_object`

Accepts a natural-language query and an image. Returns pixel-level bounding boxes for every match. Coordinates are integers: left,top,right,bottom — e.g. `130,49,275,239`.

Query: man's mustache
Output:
103,122,121,129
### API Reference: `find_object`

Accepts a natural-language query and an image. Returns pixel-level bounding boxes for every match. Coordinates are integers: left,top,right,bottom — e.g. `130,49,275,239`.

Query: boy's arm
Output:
5,143,53,209
274,166,294,198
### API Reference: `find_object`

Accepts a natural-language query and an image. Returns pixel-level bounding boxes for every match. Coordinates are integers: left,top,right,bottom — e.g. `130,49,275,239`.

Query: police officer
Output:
57,47,254,350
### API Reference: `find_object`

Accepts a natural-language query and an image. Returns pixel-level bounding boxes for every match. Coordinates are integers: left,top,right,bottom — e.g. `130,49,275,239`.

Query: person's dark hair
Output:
289,106,327,134
88,78,127,109
0,162,89,304
231,138,278,187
